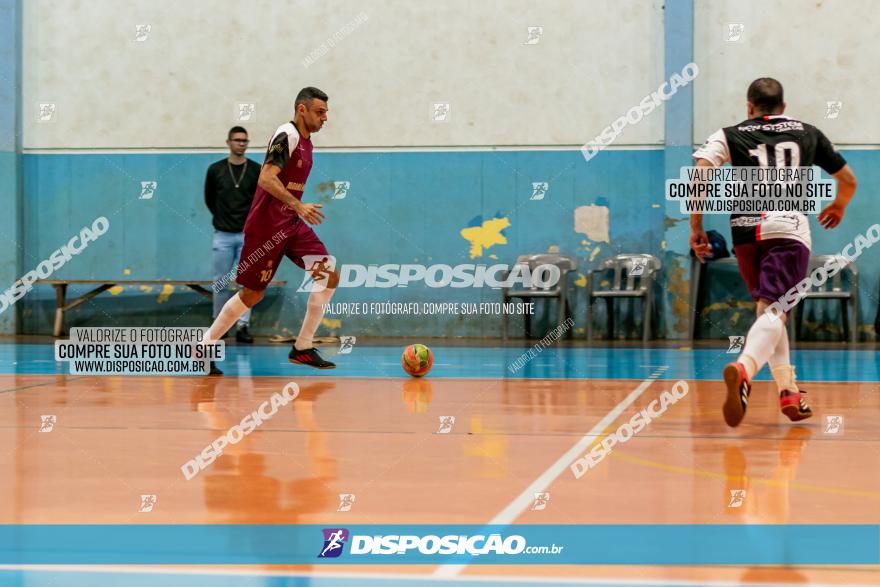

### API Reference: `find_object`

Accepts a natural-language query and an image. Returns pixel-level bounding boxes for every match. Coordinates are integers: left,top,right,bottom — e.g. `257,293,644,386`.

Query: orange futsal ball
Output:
401,344,433,377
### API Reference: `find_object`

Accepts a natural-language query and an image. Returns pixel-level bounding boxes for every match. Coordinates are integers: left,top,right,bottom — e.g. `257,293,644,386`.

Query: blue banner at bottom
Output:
0,524,877,565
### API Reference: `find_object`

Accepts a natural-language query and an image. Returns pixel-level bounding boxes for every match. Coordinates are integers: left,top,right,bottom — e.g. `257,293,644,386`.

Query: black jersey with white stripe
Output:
693,115,846,248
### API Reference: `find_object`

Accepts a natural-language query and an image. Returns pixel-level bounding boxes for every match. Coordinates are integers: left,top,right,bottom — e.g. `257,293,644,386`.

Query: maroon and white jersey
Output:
243,121,314,236
693,115,846,249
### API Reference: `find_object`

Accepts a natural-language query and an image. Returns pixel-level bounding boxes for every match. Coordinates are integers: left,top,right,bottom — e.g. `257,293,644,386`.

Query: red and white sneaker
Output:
722,362,752,427
780,389,812,422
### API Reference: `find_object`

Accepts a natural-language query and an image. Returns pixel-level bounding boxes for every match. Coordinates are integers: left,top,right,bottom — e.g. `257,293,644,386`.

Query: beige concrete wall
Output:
23,0,664,149
694,0,878,145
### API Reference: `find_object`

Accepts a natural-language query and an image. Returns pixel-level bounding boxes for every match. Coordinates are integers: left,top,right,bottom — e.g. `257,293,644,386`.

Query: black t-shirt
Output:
204,158,261,232
693,115,846,247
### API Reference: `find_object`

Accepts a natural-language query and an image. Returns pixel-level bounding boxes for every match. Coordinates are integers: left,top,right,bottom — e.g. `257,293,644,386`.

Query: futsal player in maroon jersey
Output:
690,78,858,427
202,87,338,373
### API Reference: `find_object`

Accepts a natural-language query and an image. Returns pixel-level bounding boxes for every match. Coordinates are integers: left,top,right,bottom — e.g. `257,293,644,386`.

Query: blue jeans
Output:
212,230,251,326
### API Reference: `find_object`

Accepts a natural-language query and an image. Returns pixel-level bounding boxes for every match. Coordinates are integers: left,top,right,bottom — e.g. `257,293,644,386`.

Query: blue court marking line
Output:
0,567,875,587
0,343,877,382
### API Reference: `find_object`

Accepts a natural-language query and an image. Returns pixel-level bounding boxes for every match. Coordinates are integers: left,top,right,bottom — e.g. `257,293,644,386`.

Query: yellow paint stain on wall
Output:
661,240,666,250
123,268,132,275
322,318,342,330
666,258,689,334
459,217,510,258
704,300,754,312
139,285,153,293
157,284,174,303
108,286,124,295
800,319,843,335
574,273,587,287
589,248,602,262
488,254,498,260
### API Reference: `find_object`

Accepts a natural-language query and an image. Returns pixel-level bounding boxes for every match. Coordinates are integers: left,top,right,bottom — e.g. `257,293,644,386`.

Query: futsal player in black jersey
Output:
690,78,858,427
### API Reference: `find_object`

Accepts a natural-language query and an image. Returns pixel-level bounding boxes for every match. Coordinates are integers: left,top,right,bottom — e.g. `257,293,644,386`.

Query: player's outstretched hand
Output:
818,201,845,230
298,203,325,225
689,230,712,263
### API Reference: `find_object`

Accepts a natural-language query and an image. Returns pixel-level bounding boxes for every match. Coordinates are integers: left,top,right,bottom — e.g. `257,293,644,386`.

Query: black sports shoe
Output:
208,361,224,376
289,347,336,369
236,325,254,344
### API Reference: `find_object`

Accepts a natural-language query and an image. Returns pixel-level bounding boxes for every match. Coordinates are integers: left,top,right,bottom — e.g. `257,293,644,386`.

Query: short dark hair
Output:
227,126,248,140
747,78,784,114
295,87,329,109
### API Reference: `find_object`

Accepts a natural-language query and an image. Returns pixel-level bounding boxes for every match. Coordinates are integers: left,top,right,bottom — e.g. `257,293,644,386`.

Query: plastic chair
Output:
791,255,859,343
587,254,661,342
501,253,577,340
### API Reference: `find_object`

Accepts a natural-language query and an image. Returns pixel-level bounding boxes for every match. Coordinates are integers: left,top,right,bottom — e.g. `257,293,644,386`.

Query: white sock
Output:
768,328,798,393
737,312,786,379
770,364,798,393
768,324,790,370
294,287,335,350
202,293,250,345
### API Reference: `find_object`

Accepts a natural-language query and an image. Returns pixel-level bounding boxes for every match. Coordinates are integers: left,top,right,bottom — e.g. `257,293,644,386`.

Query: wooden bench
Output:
37,279,287,337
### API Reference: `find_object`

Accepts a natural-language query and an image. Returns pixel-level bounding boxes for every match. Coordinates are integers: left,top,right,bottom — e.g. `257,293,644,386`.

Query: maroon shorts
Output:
236,221,329,292
733,238,809,304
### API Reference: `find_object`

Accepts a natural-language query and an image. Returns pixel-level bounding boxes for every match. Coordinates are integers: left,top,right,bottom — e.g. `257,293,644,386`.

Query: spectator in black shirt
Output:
205,126,260,343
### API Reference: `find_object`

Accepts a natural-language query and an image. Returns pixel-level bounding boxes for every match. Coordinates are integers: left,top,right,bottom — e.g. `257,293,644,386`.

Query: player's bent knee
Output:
327,270,340,290
758,299,787,322
239,288,264,307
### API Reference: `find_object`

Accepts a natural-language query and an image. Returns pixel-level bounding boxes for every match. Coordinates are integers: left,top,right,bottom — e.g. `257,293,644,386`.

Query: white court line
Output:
433,366,670,579
0,565,874,587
